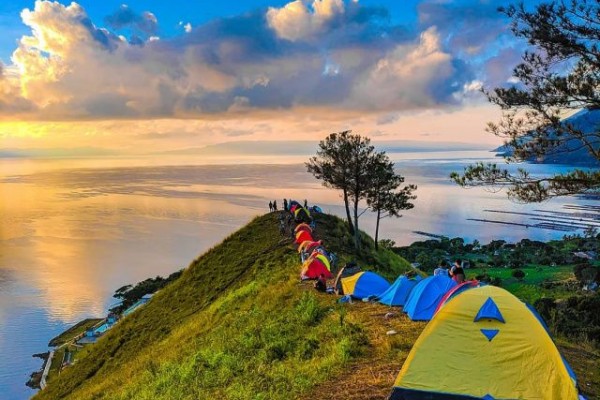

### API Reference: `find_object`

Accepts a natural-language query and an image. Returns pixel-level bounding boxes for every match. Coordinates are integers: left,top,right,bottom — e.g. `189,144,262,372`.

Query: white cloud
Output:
0,0,485,121
266,0,345,41
349,27,457,110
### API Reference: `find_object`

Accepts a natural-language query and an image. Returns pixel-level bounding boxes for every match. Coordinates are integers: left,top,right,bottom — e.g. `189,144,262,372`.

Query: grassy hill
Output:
34,212,600,399
34,212,417,400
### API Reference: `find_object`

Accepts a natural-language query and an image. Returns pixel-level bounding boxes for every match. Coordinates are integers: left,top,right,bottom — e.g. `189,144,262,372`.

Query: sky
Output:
0,0,540,153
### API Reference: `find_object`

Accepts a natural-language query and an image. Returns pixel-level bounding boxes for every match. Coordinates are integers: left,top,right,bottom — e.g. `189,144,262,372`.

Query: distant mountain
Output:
495,109,600,166
0,147,118,158
160,140,490,157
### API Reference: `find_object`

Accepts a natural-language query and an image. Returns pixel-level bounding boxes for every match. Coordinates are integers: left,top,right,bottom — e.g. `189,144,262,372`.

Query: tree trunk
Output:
353,196,360,252
343,189,354,235
374,208,381,251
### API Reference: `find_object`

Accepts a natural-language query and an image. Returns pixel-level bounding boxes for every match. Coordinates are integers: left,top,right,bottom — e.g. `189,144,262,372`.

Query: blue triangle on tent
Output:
480,329,500,342
482,394,495,400
474,297,505,323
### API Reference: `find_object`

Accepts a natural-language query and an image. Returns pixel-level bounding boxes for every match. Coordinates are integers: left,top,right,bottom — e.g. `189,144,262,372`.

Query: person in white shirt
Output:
433,260,449,277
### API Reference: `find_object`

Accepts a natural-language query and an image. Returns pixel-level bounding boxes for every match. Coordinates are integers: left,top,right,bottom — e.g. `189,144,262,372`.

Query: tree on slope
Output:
365,155,416,250
306,130,357,235
346,135,380,250
307,131,413,251
452,1,600,202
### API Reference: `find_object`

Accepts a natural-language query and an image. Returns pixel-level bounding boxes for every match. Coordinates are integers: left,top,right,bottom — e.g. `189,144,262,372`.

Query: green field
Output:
466,266,575,303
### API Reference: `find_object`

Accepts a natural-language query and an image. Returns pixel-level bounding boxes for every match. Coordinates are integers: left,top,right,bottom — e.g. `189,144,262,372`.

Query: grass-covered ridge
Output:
34,212,413,400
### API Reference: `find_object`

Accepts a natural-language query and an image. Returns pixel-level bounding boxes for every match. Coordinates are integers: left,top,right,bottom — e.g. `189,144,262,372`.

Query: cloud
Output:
376,113,399,125
266,0,345,41
104,5,158,35
348,27,472,111
0,0,519,121
418,0,510,56
417,0,535,89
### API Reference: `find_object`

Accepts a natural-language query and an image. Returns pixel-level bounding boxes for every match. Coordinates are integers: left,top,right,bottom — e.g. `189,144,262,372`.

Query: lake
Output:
0,151,595,399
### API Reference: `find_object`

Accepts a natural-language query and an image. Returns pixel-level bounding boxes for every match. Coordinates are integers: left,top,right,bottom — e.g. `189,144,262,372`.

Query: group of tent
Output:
289,203,335,281
330,269,584,398
286,211,585,399
289,200,313,224
331,267,457,322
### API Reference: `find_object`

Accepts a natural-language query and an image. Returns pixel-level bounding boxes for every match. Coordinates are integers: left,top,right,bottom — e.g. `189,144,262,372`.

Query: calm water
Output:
0,151,595,399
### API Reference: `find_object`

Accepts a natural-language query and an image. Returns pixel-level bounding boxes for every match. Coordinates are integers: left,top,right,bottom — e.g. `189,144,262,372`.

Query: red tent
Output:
294,223,312,234
300,257,332,280
297,240,322,253
295,230,313,244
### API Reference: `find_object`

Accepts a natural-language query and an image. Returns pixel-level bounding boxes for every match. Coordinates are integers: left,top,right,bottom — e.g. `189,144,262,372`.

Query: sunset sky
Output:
0,0,541,153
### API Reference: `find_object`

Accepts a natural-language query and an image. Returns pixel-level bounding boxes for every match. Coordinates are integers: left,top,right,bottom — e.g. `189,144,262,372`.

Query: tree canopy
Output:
365,156,416,250
452,0,600,202
307,131,415,250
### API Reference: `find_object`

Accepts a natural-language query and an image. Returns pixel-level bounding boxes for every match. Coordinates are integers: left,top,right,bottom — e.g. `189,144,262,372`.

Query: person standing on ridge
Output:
283,198,288,212
269,201,273,212
273,200,278,211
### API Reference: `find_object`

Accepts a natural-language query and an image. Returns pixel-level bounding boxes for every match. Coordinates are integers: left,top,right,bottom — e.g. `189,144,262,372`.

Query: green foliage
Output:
378,239,396,250
534,294,600,347
475,271,502,287
306,131,416,251
111,270,183,314
452,2,600,201
574,262,600,285
512,269,526,280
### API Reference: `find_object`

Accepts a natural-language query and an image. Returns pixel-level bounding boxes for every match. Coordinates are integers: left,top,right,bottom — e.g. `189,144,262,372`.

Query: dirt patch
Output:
558,341,600,399
299,301,425,400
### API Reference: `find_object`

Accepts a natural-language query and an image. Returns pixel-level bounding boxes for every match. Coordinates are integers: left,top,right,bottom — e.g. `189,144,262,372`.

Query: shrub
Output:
379,239,396,250
512,269,525,280
534,294,600,347
574,262,599,285
489,277,502,286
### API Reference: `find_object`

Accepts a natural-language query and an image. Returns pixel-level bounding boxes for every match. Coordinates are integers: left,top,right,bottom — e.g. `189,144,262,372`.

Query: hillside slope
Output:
34,212,414,400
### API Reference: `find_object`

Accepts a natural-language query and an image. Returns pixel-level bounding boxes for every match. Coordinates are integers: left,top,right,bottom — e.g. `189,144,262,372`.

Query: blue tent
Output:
341,271,390,299
378,275,422,306
403,275,456,321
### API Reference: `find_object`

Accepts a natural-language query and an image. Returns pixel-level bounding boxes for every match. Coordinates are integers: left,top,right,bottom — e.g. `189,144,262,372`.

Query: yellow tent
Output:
389,285,579,400
341,271,390,299
294,207,311,219
341,271,364,296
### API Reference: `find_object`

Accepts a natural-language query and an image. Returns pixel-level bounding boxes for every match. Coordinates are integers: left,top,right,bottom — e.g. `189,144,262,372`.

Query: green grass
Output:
468,266,575,303
34,212,412,400
48,318,103,347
